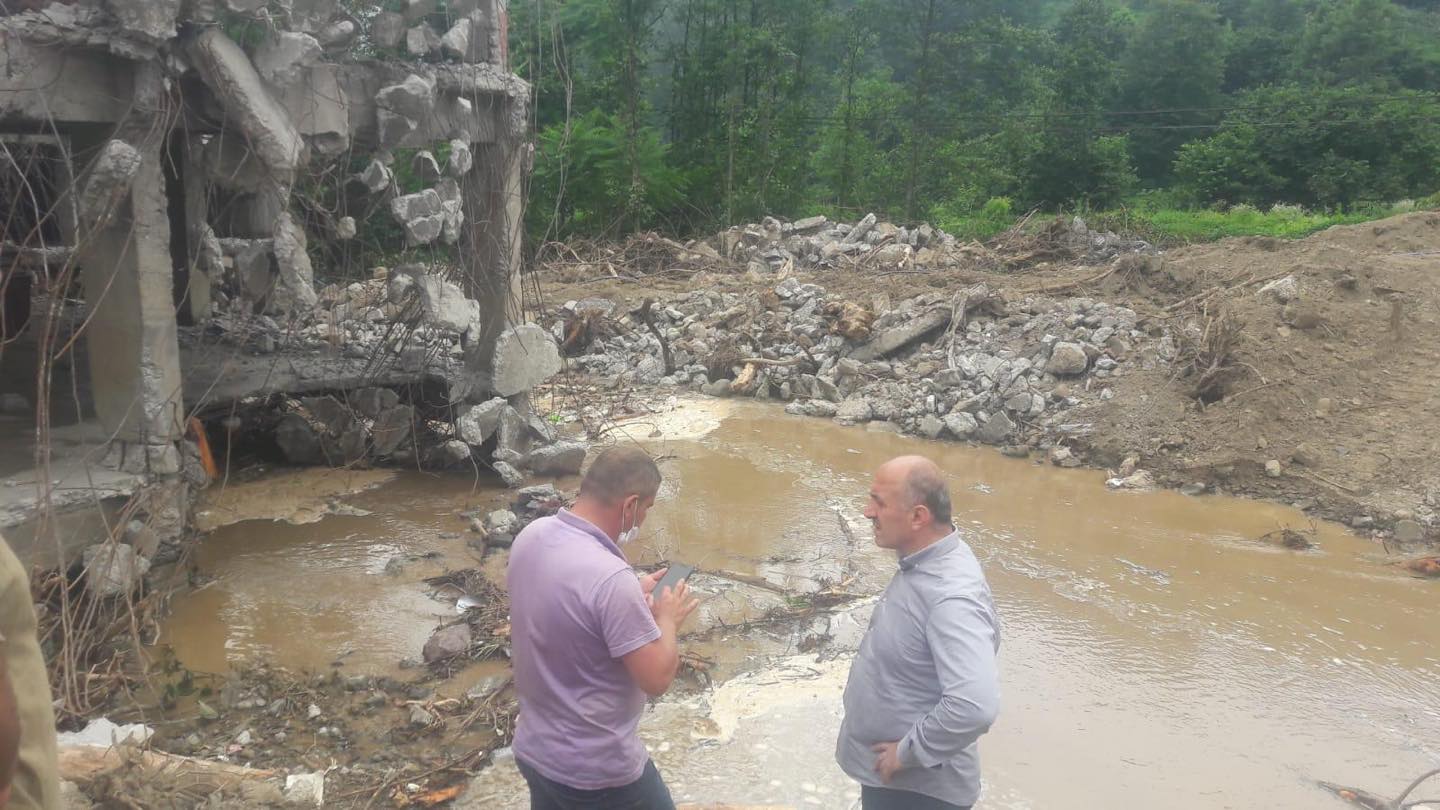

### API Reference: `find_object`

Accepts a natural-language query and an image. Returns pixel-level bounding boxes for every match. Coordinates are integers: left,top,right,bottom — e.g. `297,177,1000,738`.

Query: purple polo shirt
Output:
507,509,661,789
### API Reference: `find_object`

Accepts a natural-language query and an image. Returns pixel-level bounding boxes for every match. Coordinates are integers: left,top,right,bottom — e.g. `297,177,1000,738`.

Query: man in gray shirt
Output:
836,455,1001,810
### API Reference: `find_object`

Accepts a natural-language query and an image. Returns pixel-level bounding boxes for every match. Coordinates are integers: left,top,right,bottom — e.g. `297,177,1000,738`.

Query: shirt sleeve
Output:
591,568,662,659
897,594,1001,770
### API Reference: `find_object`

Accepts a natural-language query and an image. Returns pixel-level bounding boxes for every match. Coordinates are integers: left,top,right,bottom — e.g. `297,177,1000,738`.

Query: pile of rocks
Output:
553,275,1164,453
651,213,1151,276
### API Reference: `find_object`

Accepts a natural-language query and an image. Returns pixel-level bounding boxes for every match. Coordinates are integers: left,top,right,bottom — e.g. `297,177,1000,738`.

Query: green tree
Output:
1118,0,1228,183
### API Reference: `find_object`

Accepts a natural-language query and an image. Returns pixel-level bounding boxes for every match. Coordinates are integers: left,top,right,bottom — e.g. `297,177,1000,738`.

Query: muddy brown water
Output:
160,400,1440,808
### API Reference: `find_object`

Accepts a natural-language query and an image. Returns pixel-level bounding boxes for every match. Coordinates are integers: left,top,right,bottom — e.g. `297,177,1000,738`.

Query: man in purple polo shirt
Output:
508,446,699,810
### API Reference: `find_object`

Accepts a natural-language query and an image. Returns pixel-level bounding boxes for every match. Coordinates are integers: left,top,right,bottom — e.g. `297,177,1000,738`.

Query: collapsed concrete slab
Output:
189,29,305,176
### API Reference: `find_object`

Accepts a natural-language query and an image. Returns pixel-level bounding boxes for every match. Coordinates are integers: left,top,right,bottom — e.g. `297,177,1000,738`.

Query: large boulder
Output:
369,11,406,49
275,413,323,464
491,325,563,397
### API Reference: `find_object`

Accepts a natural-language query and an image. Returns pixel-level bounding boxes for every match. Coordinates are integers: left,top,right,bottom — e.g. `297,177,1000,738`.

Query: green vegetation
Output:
510,0,1440,245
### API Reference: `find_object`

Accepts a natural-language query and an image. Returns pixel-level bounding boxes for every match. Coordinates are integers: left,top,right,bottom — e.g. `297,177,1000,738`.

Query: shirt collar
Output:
556,508,628,562
898,529,959,571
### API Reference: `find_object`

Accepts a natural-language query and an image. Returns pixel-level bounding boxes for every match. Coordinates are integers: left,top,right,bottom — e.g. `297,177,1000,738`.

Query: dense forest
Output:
506,0,1440,242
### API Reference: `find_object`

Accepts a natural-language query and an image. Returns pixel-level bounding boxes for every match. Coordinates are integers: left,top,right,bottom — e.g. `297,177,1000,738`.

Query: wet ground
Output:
159,399,1440,809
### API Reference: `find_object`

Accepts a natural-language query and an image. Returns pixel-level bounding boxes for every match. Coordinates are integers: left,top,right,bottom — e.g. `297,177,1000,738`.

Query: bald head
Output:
579,446,662,504
878,455,952,527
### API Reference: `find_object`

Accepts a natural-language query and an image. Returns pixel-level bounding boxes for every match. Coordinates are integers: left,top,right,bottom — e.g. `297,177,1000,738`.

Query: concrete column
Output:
458,109,526,393
76,62,184,451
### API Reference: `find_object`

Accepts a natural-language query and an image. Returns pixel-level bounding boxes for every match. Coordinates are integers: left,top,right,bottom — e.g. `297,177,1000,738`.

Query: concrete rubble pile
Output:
552,275,1169,463
591,213,1151,276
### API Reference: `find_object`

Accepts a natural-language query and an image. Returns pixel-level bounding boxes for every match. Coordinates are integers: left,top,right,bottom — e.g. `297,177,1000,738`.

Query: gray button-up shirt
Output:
836,531,1001,807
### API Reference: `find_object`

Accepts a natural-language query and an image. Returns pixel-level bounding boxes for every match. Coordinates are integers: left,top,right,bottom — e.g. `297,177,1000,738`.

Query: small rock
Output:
1000,445,1029,459
1106,470,1156,490
81,544,151,597
918,414,945,439
1265,459,1283,478
1395,519,1425,543
422,623,473,663
701,379,732,398
409,704,432,728
977,411,1015,445
835,398,874,424
1046,342,1089,376
1352,515,1374,529
944,412,978,438
1049,446,1082,468
494,461,525,488
1258,275,1299,303
484,509,520,536
307,703,323,719
197,701,219,721
235,730,252,746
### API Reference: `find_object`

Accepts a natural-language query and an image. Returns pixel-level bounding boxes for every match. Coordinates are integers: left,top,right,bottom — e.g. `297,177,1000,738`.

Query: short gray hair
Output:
579,446,661,504
903,464,952,526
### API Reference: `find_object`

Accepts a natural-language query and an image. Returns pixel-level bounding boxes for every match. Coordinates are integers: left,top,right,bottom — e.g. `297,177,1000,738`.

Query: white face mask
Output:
617,501,639,546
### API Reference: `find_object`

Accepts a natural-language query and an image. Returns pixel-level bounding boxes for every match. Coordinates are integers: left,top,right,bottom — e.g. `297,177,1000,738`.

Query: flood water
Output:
161,400,1440,809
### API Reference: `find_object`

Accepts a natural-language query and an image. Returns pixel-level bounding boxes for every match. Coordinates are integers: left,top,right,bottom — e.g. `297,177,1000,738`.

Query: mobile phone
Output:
653,563,695,597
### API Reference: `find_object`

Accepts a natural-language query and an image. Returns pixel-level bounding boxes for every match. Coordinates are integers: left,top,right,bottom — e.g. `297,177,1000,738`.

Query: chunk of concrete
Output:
270,212,318,312
422,623,472,663
435,178,465,244
843,212,877,245
944,411,978,438
1046,342,1089,376
447,138,473,176
376,74,435,147
317,18,358,48
252,32,322,87
369,11,406,50
849,307,950,362
406,23,441,56
108,0,180,44
370,405,414,456
977,411,1015,445
413,274,480,333
80,140,142,228
429,439,472,467
356,159,392,194
82,543,151,597
521,441,587,477
493,461,525,488
275,413,324,464
352,387,400,419
457,397,507,445
495,405,529,456
189,30,304,175
491,325,562,397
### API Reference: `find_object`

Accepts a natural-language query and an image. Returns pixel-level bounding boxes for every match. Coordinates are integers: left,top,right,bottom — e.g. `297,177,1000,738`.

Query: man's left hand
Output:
640,568,668,598
871,741,903,784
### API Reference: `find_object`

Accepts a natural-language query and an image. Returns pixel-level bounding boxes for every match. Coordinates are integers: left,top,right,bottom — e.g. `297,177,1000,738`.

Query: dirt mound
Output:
1085,211,1440,530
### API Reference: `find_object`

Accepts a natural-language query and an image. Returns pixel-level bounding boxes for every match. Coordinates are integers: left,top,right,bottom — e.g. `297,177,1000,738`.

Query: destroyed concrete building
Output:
0,0,562,569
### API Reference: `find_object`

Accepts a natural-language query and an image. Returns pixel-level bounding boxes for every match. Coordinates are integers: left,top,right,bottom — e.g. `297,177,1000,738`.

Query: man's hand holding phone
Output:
644,564,699,633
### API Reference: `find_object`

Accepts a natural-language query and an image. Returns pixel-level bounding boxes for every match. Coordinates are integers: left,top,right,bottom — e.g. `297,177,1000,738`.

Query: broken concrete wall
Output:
0,0,542,563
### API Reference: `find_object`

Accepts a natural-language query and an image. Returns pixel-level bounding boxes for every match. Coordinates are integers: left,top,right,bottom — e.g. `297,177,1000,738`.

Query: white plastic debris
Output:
284,772,326,806
56,718,153,748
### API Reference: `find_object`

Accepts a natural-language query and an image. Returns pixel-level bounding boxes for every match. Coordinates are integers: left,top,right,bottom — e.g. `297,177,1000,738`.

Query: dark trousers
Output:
862,785,969,810
518,757,676,810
